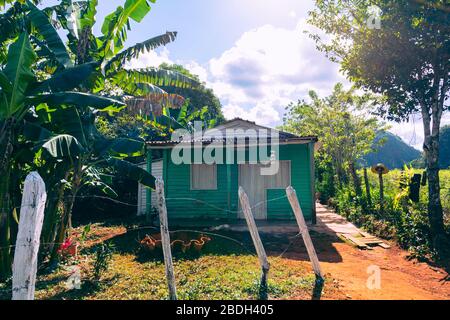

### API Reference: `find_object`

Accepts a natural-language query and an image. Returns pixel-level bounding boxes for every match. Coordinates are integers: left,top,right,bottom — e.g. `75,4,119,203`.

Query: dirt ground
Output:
278,232,450,300
64,212,450,300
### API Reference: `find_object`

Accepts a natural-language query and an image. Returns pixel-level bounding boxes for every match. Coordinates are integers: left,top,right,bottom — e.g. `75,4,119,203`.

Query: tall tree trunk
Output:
424,134,446,250
421,87,447,254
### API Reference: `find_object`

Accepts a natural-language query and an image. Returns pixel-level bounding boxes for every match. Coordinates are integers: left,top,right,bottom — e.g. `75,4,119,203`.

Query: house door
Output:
238,161,292,220
238,164,267,220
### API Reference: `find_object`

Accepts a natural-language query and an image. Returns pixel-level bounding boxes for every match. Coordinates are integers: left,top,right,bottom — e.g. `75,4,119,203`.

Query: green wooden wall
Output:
155,143,313,221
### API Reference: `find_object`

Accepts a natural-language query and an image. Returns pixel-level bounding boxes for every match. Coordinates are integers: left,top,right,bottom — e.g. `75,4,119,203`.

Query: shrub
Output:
92,243,115,281
332,169,445,261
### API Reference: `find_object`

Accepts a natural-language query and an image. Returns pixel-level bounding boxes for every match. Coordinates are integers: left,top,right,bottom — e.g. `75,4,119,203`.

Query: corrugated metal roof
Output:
146,118,318,147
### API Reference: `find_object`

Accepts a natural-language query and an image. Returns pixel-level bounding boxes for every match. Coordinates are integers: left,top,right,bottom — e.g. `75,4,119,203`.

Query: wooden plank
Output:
12,172,47,300
342,234,371,249
155,179,177,300
378,242,391,249
286,186,324,279
358,231,390,248
238,186,270,300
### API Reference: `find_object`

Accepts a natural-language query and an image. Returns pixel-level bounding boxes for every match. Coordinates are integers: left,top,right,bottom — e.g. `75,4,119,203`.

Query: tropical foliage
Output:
308,0,449,254
0,0,199,280
281,83,386,204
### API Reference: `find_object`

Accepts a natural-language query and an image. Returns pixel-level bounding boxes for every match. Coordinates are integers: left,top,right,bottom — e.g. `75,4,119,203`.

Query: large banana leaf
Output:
114,67,198,89
105,31,177,72
27,92,125,113
79,0,98,30
123,0,152,23
3,32,36,118
44,105,87,146
41,134,84,159
23,121,52,143
126,93,185,117
0,71,12,94
155,114,185,131
83,166,118,198
30,62,98,94
95,137,145,157
0,4,21,47
27,0,73,68
108,158,156,189
100,0,154,57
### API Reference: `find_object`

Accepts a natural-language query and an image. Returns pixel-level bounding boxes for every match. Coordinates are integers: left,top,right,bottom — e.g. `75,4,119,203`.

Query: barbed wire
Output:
8,193,291,217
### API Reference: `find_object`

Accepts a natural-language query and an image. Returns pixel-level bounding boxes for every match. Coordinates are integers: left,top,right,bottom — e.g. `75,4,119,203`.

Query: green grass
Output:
0,225,336,300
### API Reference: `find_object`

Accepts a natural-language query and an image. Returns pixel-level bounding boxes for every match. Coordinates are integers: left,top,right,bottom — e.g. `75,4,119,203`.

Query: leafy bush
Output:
92,243,115,281
330,169,450,261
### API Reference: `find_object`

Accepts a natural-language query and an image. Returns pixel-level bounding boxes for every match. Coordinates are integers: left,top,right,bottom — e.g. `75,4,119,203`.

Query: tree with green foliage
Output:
308,0,449,252
0,0,197,280
159,63,225,126
281,83,384,204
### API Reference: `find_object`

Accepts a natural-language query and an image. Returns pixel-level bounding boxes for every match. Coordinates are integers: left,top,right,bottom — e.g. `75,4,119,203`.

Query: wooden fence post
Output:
12,172,47,300
155,179,177,300
286,186,324,280
238,187,270,300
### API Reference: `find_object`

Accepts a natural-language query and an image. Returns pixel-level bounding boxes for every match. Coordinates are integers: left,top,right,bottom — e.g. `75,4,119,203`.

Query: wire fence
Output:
0,192,307,297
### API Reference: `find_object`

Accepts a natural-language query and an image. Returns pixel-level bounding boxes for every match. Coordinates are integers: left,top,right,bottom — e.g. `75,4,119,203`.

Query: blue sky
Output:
93,0,315,63
46,0,450,149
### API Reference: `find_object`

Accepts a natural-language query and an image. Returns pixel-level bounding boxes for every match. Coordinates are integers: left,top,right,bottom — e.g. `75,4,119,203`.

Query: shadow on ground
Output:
83,223,344,265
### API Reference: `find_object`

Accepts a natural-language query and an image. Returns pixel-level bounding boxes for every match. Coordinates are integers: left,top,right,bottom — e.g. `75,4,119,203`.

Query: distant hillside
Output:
363,131,422,169
440,125,450,169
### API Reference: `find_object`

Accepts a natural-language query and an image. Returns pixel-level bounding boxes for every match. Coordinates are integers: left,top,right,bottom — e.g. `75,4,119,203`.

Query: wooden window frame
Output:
190,163,218,190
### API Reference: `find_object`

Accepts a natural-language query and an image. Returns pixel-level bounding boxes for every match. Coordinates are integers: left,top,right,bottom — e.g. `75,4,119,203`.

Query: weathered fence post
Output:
371,164,389,216
12,172,47,300
286,186,324,280
238,187,270,300
155,179,177,300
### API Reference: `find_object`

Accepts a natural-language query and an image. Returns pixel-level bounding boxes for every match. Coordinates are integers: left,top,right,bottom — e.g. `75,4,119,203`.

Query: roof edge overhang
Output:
146,137,318,149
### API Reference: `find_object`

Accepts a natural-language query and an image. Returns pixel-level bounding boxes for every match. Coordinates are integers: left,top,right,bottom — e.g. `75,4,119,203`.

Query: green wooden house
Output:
137,118,318,223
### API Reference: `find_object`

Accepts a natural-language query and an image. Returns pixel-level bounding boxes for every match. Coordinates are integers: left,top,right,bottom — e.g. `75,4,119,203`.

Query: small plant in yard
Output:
92,243,115,281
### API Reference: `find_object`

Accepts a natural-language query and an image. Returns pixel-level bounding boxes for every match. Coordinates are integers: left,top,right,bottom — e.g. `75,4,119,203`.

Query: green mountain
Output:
363,131,422,169
440,125,450,169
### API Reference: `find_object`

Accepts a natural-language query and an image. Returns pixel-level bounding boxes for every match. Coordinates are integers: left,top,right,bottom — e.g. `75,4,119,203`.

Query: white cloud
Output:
126,47,173,69
184,61,209,83
126,19,449,150
205,20,347,126
126,20,346,127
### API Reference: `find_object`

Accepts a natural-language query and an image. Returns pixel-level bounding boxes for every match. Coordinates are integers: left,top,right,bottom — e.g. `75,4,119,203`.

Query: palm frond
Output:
27,0,73,68
111,68,199,96
126,93,185,116
105,31,177,72
100,0,153,57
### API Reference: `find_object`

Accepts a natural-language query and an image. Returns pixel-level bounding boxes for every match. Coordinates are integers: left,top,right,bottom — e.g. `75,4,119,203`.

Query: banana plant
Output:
36,0,199,113
26,104,156,259
0,29,128,280
0,0,200,279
